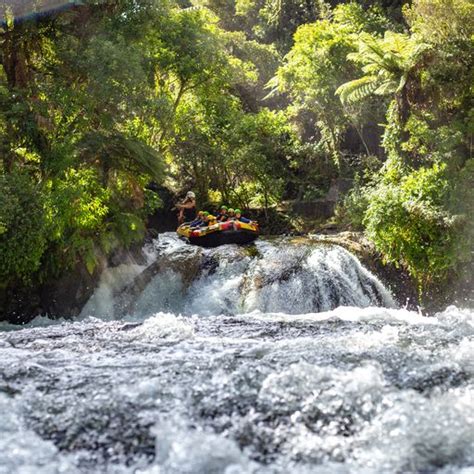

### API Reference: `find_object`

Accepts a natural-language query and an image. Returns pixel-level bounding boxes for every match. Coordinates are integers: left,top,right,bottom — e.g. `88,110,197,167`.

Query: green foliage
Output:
171,90,294,208
448,158,474,265
336,0,474,299
340,175,371,229
78,132,166,183
404,0,474,44
233,0,325,53
275,3,391,164
0,173,48,285
364,164,461,291
274,15,354,162
38,168,108,277
0,0,173,285
336,32,428,105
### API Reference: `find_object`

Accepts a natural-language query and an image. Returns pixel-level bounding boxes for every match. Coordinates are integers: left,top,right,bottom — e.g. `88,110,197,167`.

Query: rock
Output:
39,260,104,319
291,200,335,220
113,246,202,315
0,244,150,324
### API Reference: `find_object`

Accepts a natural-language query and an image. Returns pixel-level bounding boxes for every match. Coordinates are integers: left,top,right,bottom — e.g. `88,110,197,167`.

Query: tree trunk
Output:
397,86,410,125
2,26,32,90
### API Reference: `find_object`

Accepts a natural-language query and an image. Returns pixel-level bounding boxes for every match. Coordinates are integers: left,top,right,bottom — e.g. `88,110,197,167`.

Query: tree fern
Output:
78,132,165,182
336,75,378,104
336,31,428,105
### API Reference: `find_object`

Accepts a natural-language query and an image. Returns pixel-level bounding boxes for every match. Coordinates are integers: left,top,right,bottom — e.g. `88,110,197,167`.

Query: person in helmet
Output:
234,209,251,223
206,214,218,227
190,210,205,228
176,191,196,224
197,211,210,228
217,205,228,222
227,208,235,220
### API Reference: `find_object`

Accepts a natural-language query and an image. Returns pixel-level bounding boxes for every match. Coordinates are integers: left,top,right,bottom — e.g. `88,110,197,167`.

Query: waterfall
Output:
81,233,395,320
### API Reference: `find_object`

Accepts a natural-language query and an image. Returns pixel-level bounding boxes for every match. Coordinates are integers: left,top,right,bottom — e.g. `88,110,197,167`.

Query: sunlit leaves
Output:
404,0,474,44
363,164,458,291
274,4,387,162
78,132,165,182
336,32,429,105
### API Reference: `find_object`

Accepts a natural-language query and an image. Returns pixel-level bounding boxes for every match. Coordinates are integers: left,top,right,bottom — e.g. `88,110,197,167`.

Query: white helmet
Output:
186,191,196,198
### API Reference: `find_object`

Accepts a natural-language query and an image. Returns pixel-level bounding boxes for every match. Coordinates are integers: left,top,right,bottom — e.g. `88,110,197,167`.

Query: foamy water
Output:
1,235,472,473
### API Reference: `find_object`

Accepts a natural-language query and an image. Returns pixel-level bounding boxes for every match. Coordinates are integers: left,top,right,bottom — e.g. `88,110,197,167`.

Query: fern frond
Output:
263,75,280,100
78,132,165,181
336,75,378,104
374,80,397,96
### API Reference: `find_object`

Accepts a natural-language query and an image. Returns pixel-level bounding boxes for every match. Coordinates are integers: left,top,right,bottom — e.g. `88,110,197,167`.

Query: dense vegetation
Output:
0,0,472,308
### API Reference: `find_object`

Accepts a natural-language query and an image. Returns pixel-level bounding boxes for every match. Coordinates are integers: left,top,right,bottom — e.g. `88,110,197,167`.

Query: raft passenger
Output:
200,211,211,227
190,211,205,228
217,205,228,222
206,214,218,227
234,209,251,223
227,208,235,220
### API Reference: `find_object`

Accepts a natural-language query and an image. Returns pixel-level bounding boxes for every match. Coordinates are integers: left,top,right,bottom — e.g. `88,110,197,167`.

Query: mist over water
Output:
1,234,473,473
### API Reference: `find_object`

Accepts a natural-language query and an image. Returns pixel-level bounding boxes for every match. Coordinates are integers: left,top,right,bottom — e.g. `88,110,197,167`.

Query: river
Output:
1,234,473,473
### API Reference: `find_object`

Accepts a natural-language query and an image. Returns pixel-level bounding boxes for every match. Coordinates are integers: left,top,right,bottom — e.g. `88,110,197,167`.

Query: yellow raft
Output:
177,220,259,248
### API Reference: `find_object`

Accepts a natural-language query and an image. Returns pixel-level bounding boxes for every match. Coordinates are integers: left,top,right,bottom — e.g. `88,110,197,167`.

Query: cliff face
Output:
0,261,102,325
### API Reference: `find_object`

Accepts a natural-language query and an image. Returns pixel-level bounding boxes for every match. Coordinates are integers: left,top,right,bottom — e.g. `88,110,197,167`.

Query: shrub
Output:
364,164,458,292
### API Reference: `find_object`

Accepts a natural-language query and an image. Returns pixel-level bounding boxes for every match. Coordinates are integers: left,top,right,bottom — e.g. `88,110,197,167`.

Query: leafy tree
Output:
404,0,474,44
363,164,460,292
273,3,391,166
341,0,473,296
235,0,324,53
171,89,294,209
0,172,48,285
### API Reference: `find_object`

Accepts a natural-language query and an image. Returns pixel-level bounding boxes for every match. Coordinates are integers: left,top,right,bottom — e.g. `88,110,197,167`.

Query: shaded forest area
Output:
0,0,472,315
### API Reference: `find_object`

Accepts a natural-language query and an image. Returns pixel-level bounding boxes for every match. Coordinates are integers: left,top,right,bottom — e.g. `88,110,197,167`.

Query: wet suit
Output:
183,206,196,223
238,216,251,224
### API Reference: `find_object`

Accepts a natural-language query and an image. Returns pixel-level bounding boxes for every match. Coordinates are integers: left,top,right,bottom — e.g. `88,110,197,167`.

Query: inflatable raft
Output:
177,220,259,248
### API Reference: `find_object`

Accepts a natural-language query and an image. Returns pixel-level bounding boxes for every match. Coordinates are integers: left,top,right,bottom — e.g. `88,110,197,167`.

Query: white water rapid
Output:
1,234,473,474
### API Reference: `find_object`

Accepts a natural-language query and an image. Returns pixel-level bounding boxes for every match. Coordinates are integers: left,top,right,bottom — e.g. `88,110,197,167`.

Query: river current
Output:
1,234,473,473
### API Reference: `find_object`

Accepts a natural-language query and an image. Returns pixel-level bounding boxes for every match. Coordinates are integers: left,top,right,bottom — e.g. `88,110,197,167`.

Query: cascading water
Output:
81,234,395,319
1,234,473,474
